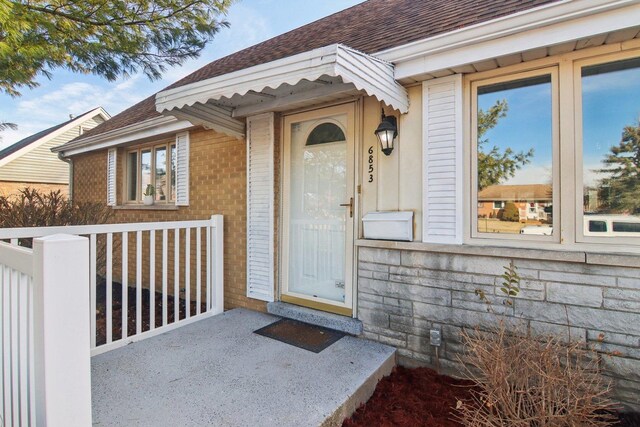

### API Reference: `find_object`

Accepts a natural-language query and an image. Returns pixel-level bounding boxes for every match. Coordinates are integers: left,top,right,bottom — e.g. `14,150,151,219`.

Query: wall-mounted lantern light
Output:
374,109,398,156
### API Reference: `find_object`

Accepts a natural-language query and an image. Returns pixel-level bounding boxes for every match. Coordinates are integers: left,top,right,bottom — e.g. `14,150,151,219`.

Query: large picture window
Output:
126,142,176,203
471,69,557,239
464,49,640,251
579,57,640,241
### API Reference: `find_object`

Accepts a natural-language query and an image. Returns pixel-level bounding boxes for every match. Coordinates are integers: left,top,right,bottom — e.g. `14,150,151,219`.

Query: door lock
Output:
339,197,353,218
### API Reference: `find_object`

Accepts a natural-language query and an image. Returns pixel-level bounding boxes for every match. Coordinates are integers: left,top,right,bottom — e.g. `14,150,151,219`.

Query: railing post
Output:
32,234,91,427
211,215,224,314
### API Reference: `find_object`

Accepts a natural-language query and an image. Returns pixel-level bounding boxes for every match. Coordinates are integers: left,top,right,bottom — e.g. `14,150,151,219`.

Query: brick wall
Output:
357,246,640,410
71,127,266,312
0,181,68,198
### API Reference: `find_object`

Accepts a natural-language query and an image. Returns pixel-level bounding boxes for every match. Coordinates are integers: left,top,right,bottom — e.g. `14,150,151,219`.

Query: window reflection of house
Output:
126,143,175,203
584,185,619,214
478,184,552,222
584,187,600,213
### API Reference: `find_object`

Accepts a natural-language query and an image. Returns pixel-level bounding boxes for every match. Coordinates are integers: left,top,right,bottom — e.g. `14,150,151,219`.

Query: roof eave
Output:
53,115,194,157
376,0,640,81
1,107,109,166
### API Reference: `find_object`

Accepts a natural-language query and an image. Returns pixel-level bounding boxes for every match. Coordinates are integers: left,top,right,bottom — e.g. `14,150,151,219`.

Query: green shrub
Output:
501,202,520,222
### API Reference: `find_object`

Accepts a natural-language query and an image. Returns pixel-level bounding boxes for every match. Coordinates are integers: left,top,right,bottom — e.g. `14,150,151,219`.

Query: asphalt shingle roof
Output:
78,0,557,141
0,108,101,160
478,184,553,201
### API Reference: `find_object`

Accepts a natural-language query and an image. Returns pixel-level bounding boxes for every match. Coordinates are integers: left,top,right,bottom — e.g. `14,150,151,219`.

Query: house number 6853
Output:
368,146,374,183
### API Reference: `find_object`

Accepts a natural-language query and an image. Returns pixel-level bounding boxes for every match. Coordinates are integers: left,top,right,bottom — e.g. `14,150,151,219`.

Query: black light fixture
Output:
374,108,398,156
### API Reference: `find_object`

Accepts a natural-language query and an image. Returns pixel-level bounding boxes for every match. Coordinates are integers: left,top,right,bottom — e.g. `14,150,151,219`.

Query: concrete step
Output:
322,340,396,427
267,301,363,335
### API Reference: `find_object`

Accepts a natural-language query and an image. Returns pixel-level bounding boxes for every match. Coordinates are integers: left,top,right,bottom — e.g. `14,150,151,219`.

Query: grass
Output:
476,218,545,234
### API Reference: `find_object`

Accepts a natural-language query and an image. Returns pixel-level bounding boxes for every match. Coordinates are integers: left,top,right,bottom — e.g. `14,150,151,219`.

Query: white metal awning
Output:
155,44,409,139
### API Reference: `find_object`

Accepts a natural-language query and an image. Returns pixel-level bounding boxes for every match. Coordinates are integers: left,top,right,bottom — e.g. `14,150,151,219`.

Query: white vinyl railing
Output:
1,216,223,425
1,242,35,427
0,215,224,357
1,234,92,427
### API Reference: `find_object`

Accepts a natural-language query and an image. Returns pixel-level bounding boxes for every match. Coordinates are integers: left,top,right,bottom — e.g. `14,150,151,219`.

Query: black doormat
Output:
254,318,345,353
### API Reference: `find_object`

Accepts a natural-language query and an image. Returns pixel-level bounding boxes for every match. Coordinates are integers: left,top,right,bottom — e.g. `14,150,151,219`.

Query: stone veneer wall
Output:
357,246,640,410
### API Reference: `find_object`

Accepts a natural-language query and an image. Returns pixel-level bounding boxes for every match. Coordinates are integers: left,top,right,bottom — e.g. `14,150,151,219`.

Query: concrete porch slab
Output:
91,308,396,427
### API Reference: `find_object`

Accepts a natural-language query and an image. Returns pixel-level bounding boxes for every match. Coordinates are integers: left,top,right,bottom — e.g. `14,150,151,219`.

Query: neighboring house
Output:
0,107,110,197
52,0,640,410
478,184,552,221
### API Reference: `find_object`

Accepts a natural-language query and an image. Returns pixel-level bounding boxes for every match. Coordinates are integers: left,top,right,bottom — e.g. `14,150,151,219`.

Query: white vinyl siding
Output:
0,116,104,184
106,149,117,206
174,132,190,206
246,113,275,302
422,75,463,244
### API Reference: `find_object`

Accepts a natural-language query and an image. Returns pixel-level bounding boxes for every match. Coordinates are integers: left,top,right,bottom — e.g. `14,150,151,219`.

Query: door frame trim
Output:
279,102,359,316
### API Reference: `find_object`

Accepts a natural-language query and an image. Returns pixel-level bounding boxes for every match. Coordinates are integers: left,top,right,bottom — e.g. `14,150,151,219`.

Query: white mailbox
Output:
362,211,414,241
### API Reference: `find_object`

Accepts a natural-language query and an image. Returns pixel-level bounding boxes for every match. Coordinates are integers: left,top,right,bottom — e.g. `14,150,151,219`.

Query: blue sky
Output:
478,79,553,186
0,0,363,148
582,66,640,186
478,67,640,187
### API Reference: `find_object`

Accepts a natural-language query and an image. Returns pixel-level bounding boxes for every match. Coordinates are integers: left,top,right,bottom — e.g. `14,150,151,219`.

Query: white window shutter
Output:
422,75,463,244
106,148,117,206
246,113,274,302
175,132,190,206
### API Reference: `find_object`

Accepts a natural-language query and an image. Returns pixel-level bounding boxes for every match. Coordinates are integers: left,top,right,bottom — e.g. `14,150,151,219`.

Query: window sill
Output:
355,239,640,268
113,204,179,211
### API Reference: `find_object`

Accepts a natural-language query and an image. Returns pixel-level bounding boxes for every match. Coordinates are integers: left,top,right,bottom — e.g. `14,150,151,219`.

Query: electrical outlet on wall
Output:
430,329,441,347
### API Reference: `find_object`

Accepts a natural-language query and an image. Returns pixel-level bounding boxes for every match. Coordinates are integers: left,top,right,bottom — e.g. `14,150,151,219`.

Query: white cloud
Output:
0,2,274,148
0,127,35,150
0,78,152,147
222,4,272,52
582,69,640,94
0,0,353,147
583,162,610,187
18,82,102,120
505,165,553,186
157,3,273,84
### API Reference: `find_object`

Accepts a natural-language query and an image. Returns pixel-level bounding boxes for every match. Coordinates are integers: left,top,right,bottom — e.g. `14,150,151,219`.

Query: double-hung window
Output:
126,143,177,203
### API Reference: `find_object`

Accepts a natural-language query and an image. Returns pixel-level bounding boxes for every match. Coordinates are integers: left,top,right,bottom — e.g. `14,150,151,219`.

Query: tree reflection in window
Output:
582,57,640,217
475,74,552,235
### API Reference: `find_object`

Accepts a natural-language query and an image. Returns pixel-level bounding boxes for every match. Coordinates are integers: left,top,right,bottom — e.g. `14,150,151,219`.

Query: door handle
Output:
339,197,353,218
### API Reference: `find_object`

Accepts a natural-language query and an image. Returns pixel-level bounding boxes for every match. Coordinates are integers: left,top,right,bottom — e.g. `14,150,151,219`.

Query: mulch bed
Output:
95,279,206,346
343,366,474,427
342,366,640,427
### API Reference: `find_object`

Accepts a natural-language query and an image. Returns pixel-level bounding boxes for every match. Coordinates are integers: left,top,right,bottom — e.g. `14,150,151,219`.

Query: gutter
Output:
53,116,194,157
57,152,74,203
376,0,636,63
375,0,640,81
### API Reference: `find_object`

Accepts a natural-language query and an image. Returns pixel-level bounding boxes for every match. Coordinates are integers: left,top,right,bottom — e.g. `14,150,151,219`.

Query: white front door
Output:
281,104,355,316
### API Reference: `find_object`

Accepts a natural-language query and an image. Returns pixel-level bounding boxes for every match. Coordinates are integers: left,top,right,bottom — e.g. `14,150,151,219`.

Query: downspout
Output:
58,151,73,203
